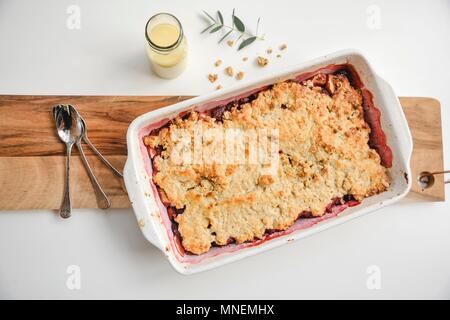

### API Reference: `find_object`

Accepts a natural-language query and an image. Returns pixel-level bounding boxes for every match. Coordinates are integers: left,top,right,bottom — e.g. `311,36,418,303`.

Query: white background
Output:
0,0,449,299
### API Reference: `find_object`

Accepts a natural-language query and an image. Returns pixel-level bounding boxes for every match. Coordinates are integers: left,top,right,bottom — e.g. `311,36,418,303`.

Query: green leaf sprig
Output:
201,9,265,50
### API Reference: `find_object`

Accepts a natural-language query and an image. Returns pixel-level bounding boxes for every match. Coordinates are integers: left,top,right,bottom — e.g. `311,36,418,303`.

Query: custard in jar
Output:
145,13,188,79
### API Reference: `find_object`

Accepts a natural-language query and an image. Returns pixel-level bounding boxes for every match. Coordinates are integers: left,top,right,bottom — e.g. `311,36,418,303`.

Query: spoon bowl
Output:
417,171,434,189
53,105,83,218
54,105,84,145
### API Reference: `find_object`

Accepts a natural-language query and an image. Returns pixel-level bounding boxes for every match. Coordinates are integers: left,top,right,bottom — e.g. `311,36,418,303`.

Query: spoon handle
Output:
60,143,73,218
83,136,123,178
76,140,111,209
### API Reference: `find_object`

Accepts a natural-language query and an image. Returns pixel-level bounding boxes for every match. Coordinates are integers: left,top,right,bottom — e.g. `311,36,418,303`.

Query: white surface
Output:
0,0,449,299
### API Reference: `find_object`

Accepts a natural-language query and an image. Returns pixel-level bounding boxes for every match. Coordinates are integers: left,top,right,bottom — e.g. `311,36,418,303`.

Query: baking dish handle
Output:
375,75,414,167
123,157,164,251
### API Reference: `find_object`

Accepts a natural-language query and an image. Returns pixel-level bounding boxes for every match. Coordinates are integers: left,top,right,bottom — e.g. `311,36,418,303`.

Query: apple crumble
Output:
144,71,391,255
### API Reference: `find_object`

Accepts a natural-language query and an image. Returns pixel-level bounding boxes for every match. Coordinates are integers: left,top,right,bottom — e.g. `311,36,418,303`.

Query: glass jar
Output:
145,13,188,79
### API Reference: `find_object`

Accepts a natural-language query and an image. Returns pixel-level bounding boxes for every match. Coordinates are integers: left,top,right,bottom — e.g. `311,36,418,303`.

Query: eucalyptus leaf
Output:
217,11,224,25
210,25,223,33
203,10,215,21
238,36,256,50
218,29,233,43
200,9,263,50
201,24,215,34
233,15,245,32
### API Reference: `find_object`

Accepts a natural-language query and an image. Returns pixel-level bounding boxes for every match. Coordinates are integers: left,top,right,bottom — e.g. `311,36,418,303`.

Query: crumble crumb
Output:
227,40,234,47
242,56,248,61
225,66,234,76
267,47,273,54
216,84,223,90
208,73,218,83
276,54,282,58
280,43,288,50
257,56,269,67
214,59,222,67
236,71,245,80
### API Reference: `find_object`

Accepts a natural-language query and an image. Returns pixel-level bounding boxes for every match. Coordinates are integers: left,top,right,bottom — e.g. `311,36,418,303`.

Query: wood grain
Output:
400,97,445,201
0,95,191,157
0,95,444,210
0,155,128,210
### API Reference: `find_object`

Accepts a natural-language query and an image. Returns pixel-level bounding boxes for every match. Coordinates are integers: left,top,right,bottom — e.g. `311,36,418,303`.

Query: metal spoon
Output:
53,105,82,218
69,105,111,209
76,111,123,178
417,170,450,189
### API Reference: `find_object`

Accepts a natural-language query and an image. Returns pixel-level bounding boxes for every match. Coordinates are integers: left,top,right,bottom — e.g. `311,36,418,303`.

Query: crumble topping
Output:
257,56,269,67
225,66,234,76
144,73,390,255
208,73,218,83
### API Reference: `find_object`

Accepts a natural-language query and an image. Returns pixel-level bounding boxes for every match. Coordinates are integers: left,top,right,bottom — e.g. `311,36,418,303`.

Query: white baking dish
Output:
124,49,413,274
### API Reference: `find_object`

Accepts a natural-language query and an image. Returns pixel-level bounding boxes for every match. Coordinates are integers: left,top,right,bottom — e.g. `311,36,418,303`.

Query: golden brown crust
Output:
144,74,390,255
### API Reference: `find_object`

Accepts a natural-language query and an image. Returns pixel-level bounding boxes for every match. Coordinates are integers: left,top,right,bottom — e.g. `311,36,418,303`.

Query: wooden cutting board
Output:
0,95,445,211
